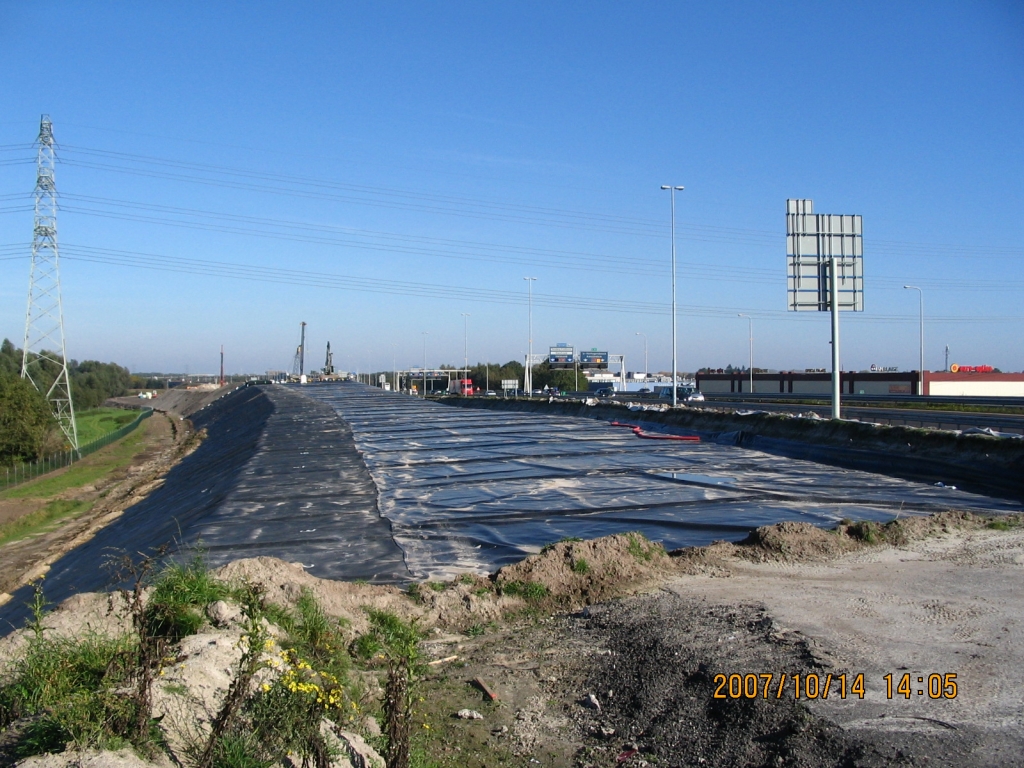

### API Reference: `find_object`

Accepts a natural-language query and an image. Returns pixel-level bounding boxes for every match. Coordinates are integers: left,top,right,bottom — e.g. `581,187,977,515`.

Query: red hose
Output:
608,421,700,442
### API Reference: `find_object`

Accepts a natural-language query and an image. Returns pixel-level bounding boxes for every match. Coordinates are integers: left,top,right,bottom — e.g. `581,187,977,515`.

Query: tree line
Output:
0,338,134,465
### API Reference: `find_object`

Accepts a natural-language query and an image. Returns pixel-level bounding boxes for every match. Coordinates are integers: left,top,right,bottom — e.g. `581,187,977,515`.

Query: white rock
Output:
456,708,485,719
205,600,241,628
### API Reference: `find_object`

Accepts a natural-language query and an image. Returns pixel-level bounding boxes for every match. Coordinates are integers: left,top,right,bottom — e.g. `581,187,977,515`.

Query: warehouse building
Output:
696,369,1024,397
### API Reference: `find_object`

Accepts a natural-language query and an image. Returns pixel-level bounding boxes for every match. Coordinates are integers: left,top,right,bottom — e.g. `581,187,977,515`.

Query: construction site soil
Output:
2,515,1022,767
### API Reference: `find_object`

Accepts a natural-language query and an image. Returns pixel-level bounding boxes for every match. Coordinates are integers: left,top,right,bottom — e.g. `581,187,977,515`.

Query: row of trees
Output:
0,338,135,464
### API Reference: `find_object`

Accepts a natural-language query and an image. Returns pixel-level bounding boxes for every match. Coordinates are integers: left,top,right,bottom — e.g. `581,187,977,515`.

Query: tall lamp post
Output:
524,277,537,394
391,343,397,393
461,312,470,390
738,314,753,394
660,185,684,407
635,332,648,379
904,285,924,395
421,331,429,398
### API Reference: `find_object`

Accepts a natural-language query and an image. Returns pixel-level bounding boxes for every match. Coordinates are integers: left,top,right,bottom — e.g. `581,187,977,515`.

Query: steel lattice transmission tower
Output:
21,115,79,452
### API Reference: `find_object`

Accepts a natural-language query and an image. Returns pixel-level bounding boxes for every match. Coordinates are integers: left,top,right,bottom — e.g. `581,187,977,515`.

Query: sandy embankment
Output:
3,514,1022,766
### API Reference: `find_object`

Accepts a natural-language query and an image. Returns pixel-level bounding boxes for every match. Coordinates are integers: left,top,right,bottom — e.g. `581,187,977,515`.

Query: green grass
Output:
498,580,550,600
571,557,590,575
0,499,93,547
626,531,661,562
0,419,151,501
144,554,233,641
0,630,141,756
987,518,1020,531
74,408,140,446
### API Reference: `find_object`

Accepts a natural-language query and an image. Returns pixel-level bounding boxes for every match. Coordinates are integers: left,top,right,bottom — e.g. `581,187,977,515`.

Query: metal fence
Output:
1,408,153,492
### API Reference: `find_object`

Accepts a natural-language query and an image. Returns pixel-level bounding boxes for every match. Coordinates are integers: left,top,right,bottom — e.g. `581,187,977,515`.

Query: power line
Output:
25,241,1017,325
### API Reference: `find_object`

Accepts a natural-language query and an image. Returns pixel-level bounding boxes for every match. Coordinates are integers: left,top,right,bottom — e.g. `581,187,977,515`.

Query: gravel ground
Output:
565,526,1024,767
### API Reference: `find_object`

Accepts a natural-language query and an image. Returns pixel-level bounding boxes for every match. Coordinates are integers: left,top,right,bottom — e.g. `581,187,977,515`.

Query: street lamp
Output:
524,277,537,393
660,185,684,407
461,313,470,390
391,343,397,393
421,331,429,398
738,314,753,394
635,332,648,379
904,285,924,395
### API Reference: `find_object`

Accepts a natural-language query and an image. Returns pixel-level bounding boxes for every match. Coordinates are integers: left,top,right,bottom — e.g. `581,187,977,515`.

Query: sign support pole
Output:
829,255,841,420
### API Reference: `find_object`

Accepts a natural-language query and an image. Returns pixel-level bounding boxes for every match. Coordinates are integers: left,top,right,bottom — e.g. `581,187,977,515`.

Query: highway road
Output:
542,392,1024,435
698,395,1024,435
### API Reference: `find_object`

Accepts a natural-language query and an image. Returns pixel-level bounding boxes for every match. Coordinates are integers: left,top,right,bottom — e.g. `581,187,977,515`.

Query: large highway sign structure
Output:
786,199,864,418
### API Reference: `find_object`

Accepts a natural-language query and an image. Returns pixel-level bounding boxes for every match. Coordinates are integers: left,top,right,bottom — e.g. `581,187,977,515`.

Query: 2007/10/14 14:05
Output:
712,673,958,700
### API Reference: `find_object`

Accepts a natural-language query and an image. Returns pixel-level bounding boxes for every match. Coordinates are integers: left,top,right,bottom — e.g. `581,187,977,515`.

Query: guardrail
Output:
1,408,153,492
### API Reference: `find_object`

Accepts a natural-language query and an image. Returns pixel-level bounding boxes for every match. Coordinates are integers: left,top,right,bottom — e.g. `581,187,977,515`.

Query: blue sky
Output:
1,2,1021,375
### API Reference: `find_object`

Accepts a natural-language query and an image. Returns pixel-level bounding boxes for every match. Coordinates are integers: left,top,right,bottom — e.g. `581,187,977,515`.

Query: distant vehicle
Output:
485,390,497,397
448,378,475,396
637,387,652,394
656,386,701,401
595,387,615,397
532,389,544,396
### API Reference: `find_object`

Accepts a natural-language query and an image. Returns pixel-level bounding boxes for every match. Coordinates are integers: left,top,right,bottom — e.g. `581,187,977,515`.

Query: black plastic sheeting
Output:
3,382,1020,633
1,385,406,633
301,384,1021,580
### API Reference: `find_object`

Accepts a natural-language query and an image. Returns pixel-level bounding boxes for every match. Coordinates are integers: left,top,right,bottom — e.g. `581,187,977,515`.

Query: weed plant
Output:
0,582,150,757
498,580,550,599
571,557,590,575
355,610,424,768
145,554,232,641
626,531,662,562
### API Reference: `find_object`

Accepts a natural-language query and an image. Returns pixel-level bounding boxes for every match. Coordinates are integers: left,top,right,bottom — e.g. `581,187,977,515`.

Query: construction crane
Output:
323,341,334,375
291,321,306,376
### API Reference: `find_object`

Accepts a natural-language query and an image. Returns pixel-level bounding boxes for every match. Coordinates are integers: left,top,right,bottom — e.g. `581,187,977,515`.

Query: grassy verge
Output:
0,499,93,548
75,408,141,446
0,418,152,501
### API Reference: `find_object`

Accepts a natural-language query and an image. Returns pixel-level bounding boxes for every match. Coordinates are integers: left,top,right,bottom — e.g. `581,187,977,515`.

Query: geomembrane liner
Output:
300,383,1021,580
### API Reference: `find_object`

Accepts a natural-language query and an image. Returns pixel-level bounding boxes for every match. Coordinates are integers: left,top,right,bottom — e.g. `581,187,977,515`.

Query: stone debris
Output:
456,708,485,720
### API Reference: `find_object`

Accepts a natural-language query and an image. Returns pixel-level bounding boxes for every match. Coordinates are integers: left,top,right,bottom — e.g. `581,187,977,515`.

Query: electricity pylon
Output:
21,115,79,452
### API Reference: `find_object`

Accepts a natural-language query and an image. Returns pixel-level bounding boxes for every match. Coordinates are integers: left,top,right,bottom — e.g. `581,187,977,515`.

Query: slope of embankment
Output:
441,396,1024,500
0,385,407,635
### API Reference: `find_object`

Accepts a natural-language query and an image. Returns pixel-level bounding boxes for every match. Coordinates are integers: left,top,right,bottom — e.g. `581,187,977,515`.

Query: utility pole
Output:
524,278,536,393
660,185,684,407
422,331,429,397
22,116,78,452
220,345,225,386
461,312,470,391
945,345,949,373
904,285,924,395
738,314,752,393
